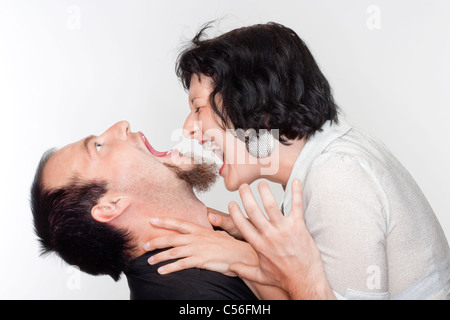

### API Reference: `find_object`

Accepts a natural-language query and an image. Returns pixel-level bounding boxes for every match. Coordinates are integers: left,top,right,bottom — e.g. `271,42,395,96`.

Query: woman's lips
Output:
219,158,225,175
139,132,168,157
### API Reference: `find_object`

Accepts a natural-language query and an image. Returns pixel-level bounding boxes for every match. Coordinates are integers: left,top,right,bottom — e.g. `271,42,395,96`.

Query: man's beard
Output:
163,162,218,193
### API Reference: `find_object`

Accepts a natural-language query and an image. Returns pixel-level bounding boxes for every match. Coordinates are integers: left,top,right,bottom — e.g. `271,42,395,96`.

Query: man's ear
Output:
91,196,131,223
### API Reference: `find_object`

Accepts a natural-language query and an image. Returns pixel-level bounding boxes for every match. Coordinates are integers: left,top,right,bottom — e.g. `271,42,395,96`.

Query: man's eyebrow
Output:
83,135,95,158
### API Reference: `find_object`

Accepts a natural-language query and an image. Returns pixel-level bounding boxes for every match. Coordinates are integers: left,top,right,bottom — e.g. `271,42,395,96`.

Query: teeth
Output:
168,138,223,166
202,141,220,152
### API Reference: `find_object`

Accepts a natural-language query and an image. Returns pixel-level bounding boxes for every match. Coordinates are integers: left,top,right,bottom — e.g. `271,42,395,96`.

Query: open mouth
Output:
139,132,226,174
202,140,225,174
139,132,168,157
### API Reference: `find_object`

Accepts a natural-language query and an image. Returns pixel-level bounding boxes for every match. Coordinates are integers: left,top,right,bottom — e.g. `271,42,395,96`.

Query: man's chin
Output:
158,150,207,167
163,160,219,193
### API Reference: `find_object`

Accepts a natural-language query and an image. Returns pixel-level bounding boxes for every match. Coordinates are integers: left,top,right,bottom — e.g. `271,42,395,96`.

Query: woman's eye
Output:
95,143,102,152
194,106,204,113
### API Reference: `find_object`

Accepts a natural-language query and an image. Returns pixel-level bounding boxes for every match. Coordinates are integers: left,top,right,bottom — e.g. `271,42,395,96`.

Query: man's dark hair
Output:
176,22,339,144
30,149,134,281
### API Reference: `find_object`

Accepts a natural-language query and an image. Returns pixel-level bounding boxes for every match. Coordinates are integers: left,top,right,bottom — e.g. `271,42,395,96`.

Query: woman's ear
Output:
91,196,131,223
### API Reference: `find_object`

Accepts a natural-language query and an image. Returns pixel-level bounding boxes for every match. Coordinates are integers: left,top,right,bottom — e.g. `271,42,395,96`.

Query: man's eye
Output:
95,143,102,152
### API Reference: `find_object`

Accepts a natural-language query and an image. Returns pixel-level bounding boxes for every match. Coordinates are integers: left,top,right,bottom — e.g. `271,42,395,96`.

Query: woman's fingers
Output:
154,257,199,275
207,207,243,240
229,262,266,285
290,179,305,221
257,181,283,224
144,217,206,252
148,247,183,265
228,201,260,245
149,216,204,234
153,255,237,277
143,234,191,252
238,184,271,231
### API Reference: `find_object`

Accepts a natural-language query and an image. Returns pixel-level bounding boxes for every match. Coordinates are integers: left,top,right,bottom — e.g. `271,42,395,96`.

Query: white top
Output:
281,116,450,300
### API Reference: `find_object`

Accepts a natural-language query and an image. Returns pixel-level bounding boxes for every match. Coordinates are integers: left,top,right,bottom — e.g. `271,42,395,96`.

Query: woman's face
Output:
183,74,262,191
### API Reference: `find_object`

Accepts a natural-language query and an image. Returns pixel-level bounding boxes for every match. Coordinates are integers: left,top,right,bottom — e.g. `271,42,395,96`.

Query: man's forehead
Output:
42,139,88,189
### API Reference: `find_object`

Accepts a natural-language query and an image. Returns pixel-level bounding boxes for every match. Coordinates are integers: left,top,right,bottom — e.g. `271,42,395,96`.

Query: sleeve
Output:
302,152,390,299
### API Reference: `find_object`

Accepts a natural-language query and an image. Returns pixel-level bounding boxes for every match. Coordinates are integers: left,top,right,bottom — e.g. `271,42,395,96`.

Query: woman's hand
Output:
207,207,244,240
143,217,257,277
228,179,335,300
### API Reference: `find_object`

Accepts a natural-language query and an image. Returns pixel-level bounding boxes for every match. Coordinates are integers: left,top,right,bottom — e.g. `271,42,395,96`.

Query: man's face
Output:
42,121,217,196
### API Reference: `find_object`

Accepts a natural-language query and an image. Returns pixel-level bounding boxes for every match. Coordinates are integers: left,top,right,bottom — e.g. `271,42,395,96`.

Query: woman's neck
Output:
263,138,307,189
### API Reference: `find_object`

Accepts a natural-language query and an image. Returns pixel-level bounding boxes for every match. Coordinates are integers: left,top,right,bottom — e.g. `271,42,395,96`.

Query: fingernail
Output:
209,213,218,223
158,267,166,274
148,256,154,264
143,242,150,250
239,184,248,190
150,218,159,224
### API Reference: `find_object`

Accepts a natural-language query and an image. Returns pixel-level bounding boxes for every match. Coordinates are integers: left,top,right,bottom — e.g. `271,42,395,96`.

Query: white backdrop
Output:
0,0,448,299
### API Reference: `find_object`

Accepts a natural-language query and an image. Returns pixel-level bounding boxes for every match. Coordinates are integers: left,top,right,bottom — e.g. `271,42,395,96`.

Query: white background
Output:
0,0,448,299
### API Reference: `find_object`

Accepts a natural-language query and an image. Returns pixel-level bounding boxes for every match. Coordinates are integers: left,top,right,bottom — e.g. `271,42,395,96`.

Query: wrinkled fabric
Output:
282,116,450,300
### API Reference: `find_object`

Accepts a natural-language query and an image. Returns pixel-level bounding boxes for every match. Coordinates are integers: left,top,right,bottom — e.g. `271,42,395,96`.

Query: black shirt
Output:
124,249,258,300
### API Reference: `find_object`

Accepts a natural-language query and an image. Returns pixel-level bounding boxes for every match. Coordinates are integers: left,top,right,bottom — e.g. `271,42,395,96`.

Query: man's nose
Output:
102,121,130,140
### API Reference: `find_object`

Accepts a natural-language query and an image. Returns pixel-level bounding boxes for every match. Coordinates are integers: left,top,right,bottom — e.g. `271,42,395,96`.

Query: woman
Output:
145,22,450,300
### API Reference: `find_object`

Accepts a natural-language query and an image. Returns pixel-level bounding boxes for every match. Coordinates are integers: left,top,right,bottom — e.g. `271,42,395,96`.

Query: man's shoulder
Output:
124,249,257,300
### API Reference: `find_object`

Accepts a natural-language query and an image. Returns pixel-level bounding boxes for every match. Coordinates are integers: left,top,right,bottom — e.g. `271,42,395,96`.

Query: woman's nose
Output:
183,114,201,140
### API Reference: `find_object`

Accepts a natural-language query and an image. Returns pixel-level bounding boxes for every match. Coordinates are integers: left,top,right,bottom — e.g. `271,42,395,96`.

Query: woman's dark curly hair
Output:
176,22,339,144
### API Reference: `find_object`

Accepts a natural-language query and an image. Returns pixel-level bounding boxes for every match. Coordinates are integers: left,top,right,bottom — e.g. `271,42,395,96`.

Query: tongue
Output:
145,139,168,157
150,146,168,157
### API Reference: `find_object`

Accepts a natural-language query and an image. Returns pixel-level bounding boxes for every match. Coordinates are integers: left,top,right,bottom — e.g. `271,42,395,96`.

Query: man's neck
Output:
127,191,210,258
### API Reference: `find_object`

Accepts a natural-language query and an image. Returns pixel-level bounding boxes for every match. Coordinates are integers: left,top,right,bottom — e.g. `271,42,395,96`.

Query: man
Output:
30,120,257,300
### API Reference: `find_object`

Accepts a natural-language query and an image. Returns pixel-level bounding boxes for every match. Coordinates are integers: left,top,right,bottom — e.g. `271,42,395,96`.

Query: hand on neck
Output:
120,194,210,259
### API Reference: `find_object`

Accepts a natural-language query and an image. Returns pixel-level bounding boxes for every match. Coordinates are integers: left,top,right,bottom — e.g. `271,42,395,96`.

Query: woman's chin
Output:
224,181,240,192
221,165,256,191
220,166,237,191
